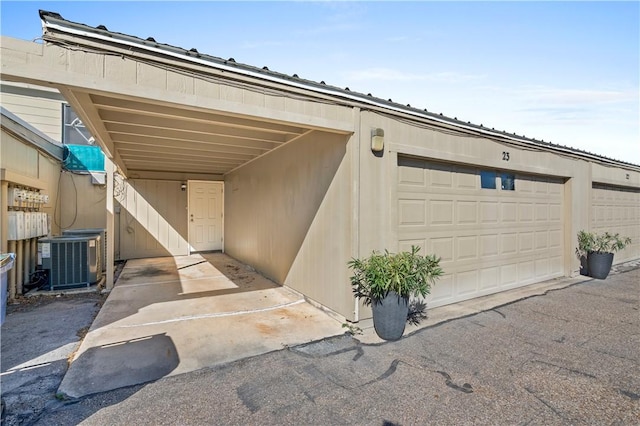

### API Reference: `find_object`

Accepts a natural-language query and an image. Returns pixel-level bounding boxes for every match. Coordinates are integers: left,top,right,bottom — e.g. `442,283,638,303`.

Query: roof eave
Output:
38,10,640,170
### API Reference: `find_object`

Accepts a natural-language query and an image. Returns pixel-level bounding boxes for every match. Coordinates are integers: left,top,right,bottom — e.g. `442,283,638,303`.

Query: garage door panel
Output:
480,267,500,291
501,202,517,223
549,229,563,248
398,239,426,254
400,229,562,256
519,232,535,253
430,200,454,225
500,264,518,286
430,274,454,302
430,165,454,188
501,233,518,255
549,203,562,221
549,182,563,195
430,237,454,262
398,157,565,308
517,260,535,283
456,270,479,295
535,258,550,278
456,169,478,189
535,231,549,250
457,201,478,224
519,203,534,222
480,235,499,257
592,184,640,264
399,199,426,225
398,163,426,186
535,180,550,194
535,204,549,221
457,236,478,261
517,178,534,193
550,256,564,276
480,202,499,224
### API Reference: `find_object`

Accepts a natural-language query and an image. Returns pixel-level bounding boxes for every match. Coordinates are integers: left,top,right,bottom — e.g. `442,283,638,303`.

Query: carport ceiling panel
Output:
85,93,315,175
100,112,289,145
112,135,260,159
90,94,307,136
105,123,280,152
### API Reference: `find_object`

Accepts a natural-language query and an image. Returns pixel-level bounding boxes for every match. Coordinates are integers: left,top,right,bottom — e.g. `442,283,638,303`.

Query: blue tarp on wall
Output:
63,144,105,172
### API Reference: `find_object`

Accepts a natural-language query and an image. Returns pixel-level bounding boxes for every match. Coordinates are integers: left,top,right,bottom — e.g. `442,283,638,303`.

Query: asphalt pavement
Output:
2,266,635,425
1,293,105,425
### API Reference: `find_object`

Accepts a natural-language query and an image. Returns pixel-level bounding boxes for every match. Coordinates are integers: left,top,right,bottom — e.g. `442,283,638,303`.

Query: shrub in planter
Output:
576,231,631,279
348,246,443,341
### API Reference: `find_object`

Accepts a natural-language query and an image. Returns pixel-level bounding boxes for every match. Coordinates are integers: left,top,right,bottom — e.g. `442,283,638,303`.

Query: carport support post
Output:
105,159,115,291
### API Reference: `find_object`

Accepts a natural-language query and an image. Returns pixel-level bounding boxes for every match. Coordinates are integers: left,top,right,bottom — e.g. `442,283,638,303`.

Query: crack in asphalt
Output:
435,371,474,394
524,386,571,422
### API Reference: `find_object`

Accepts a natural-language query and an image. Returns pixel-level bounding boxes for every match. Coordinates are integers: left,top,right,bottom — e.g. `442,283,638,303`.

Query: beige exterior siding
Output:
117,179,189,259
1,128,61,245
1,92,62,141
1,129,40,179
225,131,353,318
1,130,107,240
56,171,107,231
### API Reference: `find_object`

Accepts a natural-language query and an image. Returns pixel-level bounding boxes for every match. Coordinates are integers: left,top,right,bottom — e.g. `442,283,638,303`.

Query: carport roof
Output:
38,10,639,171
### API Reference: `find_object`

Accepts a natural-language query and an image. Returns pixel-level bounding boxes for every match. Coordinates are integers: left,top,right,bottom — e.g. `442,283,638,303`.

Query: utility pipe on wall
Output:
8,240,16,299
15,239,23,296
30,238,37,276
23,239,31,288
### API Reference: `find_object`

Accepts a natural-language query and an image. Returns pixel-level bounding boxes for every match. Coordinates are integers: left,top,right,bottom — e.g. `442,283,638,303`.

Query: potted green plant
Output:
348,246,443,341
576,230,631,279
575,230,594,276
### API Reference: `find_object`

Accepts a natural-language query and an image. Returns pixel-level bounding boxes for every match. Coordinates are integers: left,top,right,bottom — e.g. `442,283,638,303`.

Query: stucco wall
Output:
225,130,353,318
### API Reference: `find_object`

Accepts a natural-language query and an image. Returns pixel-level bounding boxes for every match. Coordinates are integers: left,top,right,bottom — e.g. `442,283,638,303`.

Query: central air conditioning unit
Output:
62,228,107,271
38,235,103,290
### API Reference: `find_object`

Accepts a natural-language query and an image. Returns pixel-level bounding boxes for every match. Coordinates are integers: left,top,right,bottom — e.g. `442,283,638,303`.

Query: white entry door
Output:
188,181,223,252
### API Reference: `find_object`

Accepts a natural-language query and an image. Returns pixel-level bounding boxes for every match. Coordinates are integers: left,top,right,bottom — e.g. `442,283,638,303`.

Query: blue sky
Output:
2,1,639,164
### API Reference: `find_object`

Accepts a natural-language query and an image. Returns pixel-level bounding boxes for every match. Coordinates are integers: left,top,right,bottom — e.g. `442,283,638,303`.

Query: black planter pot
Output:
371,291,409,341
587,252,614,279
579,255,589,276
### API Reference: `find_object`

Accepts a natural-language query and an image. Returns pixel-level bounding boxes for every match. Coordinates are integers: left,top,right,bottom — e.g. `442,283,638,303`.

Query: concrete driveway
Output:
58,253,344,398
25,265,640,425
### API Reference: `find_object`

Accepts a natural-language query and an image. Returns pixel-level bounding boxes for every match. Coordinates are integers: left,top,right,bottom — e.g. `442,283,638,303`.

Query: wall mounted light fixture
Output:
371,128,384,152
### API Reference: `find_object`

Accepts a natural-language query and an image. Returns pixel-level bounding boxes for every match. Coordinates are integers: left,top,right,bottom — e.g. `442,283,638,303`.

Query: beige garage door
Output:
397,157,565,308
592,183,640,264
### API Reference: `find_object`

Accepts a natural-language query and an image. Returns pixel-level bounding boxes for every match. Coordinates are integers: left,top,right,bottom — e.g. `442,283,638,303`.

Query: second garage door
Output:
592,183,640,263
397,157,565,308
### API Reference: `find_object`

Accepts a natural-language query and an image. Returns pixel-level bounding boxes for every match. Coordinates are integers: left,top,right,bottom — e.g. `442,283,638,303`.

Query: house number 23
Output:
502,151,510,161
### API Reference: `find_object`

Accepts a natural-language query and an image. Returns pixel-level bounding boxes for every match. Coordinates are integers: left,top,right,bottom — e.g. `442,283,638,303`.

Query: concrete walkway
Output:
58,253,344,398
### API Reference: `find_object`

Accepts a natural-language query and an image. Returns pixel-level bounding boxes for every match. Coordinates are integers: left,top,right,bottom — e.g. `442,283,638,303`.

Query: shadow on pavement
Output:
58,333,179,398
